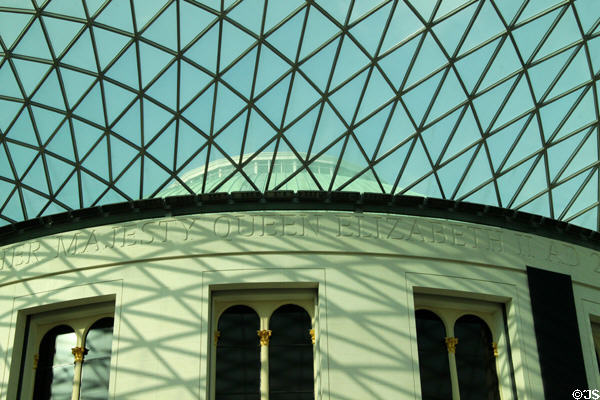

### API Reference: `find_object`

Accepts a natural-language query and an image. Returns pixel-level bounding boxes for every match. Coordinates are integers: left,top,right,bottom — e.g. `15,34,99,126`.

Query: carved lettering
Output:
180,219,196,241
213,216,231,239
55,233,82,257
385,218,404,239
337,216,354,237
82,231,99,253
141,221,156,244
407,220,425,241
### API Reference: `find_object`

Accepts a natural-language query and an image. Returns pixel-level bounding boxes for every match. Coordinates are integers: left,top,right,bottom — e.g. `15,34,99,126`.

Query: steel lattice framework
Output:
0,0,599,230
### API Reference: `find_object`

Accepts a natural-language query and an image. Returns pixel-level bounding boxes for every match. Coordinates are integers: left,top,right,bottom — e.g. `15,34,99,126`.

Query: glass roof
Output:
0,1,599,231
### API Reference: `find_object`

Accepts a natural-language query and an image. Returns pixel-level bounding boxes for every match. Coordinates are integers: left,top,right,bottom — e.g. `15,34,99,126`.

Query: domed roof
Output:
0,0,599,229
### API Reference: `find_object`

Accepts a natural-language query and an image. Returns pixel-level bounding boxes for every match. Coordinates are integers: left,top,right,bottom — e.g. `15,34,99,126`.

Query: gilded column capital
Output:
71,347,87,363
492,342,498,357
257,329,272,346
33,354,39,369
309,329,315,344
214,330,221,345
445,337,458,354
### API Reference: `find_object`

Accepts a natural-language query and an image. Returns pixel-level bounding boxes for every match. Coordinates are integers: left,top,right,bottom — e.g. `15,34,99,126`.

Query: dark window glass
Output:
33,325,77,400
80,317,114,400
415,309,453,400
216,305,260,400
455,315,500,400
269,304,314,400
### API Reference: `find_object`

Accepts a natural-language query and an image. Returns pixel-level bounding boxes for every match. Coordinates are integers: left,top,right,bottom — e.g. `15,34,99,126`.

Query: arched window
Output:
80,317,114,399
454,315,500,400
415,309,452,400
269,304,314,400
215,305,261,400
33,325,77,400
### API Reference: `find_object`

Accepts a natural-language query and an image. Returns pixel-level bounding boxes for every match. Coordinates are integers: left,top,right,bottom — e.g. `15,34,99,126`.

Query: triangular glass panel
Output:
432,2,477,56
81,137,109,181
14,19,51,59
456,145,495,199
376,102,416,159
256,74,291,127
180,60,213,107
283,105,320,155
268,141,299,190
147,120,176,171
426,69,467,124
73,119,103,159
139,41,173,88
86,0,107,17
478,40,521,91
221,20,257,70
552,171,589,218
503,117,542,172
380,1,422,54
177,145,207,189
96,189,128,206
96,0,134,33
46,0,86,18
6,142,38,179
405,33,447,87
62,28,97,72
31,105,64,145
492,76,534,130
329,69,368,124
300,6,340,60
560,129,597,180
354,103,393,160
402,70,444,127
0,180,14,212
437,146,476,198
2,190,24,222
133,0,168,30
0,99,23,132
46,121,75,161
421,107,462,164
21,155,48,195
554,88,595,141
21,187,49,219
534,8,580,62
349,0,385,24
528,48,573,100
80,171,106,206
396,138,432,190
106,43,139,89
495,156,535,206
310,103,346,156
146,62,177,110
103,81,136,125
454,38,500,94
473,76,517,131
518,192,551,218
330,36,370,89
40,202,69,218
404,172,441,198
0,62,22,98
373,139,412,192
182,83,214,134
254,44,291,95
517,0,559,23
242,110,277,160
267,6,305,62
109,134,139,178
155,176,192,198
12,59,51,97
46,153,74,193
74,81,104,126
486,114,529,171
308,138,344,190
112,99,142,146
408,0,437,22
441,107,481,163
566,170,598,221
356,67,395,122
176,120,207,170
349,2,391,56
6,108,38,146
568,206,597,231
299,36,339,92
462,181,498,206
0,12,33,50
114,156,141,198
214,110,246,158
434,0,472,20
42,16,84,57
281,73,319,126
547,47,589,99
228,0,264,36
55,172,80,210
91,26,131,70
264,0,304,33
587,36,600,74
379,35,421,91
141,1,177,50
58,67,96,107
547,128,588,181
332,135,372,191
32,68,65,110
223,47,258,99
496,1,524,25
179,0,217,49
314,0,349,26
143,98,174,142
512,8,559,62
538,87,583,141
458,0,505,55
214,83,248,133
185,23,219,74
574,0,599,34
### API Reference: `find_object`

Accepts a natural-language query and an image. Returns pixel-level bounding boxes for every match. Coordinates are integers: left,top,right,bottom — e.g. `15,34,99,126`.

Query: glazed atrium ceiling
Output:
0,0,599,230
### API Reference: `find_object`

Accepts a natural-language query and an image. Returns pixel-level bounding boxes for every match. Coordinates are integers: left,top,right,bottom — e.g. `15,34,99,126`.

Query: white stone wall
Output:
1,211,599,399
